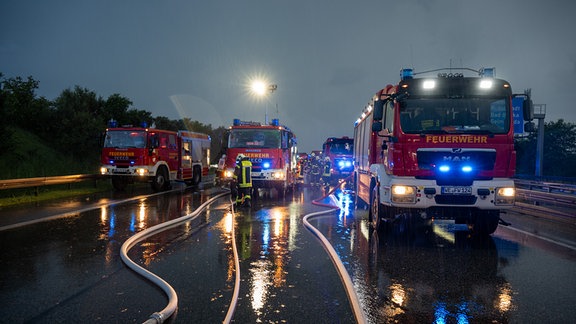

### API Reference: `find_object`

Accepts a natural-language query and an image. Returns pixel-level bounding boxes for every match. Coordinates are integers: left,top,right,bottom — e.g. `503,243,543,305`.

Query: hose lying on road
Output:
303,175,367,324
223,197,241,324
120,190,230,324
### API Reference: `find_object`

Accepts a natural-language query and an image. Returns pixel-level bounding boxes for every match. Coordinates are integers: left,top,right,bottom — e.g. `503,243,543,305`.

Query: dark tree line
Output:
0,73,227,178
515,119,576,178
1,72,575,179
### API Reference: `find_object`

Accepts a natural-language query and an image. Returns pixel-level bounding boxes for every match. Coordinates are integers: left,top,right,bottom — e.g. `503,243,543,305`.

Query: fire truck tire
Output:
192,166,201,185
151,167,169,192
370,186,383,232
472,210,500,235
112,177,128,191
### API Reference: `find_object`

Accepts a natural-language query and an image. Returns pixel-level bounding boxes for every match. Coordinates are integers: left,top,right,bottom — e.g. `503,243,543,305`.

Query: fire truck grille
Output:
434,195,478,205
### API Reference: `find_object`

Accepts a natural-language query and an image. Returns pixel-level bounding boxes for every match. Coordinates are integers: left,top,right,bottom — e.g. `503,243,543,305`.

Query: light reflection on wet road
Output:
0,183,574,323
315,187,576,324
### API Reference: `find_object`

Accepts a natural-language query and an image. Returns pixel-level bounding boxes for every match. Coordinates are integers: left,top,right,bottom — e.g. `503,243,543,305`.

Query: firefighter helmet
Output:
236,154,245,163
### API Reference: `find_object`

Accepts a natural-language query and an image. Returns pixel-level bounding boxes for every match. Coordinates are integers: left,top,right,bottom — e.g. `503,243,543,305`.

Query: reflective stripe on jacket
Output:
234,159,252,188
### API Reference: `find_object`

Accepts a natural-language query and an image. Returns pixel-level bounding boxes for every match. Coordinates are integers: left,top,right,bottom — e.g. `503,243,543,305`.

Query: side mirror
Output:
372,121,383,132
523,98,534,121
373,100,384,120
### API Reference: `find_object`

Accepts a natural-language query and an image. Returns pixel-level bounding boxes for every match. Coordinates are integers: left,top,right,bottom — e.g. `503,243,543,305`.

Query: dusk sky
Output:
2,0,575,153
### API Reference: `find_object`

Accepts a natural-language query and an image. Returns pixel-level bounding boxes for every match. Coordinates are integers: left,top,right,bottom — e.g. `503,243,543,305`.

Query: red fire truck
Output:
223,118,298,197
354,67,533,235
321,136,354,183
100,122,211,191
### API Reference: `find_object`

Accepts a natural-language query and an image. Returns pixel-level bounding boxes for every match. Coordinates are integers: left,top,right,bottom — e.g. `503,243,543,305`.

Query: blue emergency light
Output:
400,68,414,80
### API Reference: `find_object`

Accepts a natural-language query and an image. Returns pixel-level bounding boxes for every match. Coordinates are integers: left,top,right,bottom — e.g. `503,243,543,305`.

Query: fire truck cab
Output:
354,67,533,235
321,136,354,183
100,123,211,191
223,119,298,197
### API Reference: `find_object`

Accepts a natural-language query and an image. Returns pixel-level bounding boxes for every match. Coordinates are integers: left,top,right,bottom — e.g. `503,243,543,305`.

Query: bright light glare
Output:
439,165,450,172
392,185,410,195
251,81,267,96
461,165,473,172
480,80,493,89
423,80,435,89
498,187,515,197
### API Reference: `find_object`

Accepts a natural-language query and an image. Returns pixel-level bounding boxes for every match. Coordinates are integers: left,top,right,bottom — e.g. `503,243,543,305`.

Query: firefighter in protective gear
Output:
233,154,252,207
310,154,321,186
322,156,331,186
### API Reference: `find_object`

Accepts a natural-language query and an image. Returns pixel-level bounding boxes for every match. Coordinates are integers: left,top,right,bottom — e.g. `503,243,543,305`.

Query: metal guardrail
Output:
0,174,101,191
513,179,576,224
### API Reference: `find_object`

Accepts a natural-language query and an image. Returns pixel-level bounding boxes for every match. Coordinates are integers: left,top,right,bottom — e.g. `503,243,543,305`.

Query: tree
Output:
52,86,104,162
102,93,132,125
515,119,576,177
1,74,53,136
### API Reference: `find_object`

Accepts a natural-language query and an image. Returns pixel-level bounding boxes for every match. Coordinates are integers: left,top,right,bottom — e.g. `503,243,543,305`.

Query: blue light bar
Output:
400,68,414,80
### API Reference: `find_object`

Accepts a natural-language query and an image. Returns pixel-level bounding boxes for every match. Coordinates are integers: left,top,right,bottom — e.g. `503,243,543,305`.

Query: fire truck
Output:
223,118,298,197
100,122,211,191
354,67,533,235
321,136,354,183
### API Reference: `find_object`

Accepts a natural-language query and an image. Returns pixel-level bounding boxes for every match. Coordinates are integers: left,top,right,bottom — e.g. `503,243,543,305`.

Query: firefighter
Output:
233,154,252,207
310,154,322,186
321,156,331,187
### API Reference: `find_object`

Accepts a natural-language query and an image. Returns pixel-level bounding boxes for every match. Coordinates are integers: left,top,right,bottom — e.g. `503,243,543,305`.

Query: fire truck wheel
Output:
152,167,169,192
472,210,500,235
370,186,383,232
192,166,201,185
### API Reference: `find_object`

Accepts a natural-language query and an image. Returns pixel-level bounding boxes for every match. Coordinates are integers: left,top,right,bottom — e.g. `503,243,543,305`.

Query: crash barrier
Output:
0,174,101,194
513,179,576,223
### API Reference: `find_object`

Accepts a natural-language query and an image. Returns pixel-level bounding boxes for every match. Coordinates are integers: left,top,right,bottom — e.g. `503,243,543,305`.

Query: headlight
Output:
391,185,417,203
100,167,108,175
272,171,285,179
495,187,515,205
224,170,234,178
136,168,148,176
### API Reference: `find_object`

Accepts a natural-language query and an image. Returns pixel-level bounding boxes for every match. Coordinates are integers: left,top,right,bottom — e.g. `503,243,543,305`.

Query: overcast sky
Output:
2,0,575,153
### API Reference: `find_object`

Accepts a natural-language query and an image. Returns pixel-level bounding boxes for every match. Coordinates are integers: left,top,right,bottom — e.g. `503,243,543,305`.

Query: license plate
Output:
441,186,472,195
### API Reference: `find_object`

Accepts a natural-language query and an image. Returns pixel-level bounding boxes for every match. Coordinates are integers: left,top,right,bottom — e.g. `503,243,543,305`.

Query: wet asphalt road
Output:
0,183,575,323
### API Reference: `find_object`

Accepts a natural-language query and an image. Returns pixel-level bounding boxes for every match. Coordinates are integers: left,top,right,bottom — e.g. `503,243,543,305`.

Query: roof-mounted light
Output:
400,68,413,80
479,79,493,89
422,80,436,89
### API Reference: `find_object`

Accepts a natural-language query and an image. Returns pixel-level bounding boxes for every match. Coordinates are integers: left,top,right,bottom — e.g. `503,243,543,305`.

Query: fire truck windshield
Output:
229,129,281,148
328,140,353,154
104,130,147,148
399,97,509,134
